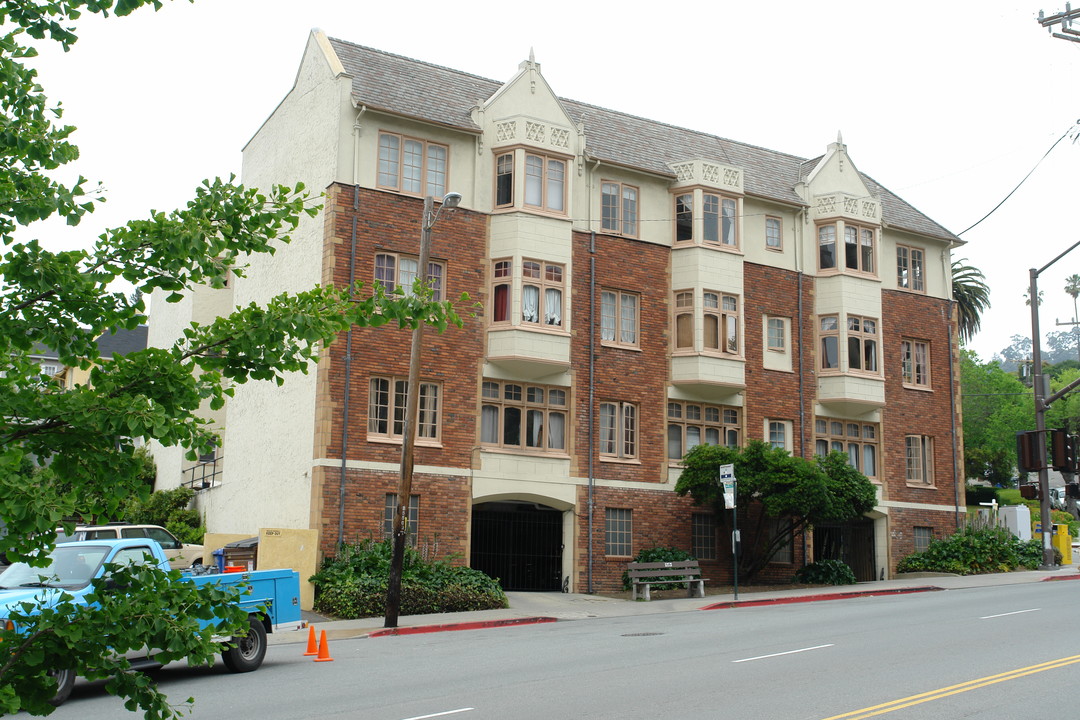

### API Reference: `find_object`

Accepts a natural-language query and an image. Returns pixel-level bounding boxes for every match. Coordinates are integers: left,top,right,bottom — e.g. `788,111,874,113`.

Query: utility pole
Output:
1038,4,1080,42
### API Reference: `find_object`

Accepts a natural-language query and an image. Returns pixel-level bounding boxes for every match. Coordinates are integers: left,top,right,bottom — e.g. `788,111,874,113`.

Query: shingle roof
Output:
326,38,960,244
95,325,148,360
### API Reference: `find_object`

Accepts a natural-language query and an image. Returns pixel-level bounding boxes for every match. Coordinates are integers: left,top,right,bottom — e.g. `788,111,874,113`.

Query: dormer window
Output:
817,221,876,276
673,189,739,248
601,181,638,236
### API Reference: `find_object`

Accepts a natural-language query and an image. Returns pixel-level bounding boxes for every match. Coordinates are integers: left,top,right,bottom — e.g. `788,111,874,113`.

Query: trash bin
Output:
1053,524,1072,564
223,537,259,571
211,548,225,573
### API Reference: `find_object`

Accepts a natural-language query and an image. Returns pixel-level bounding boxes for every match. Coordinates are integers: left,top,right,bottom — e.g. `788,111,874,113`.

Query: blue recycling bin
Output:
212,548,224,573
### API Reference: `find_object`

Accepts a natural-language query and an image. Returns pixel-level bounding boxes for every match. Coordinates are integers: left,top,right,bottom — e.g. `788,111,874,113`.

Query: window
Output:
491,259,512,323
383,493,419,547
601,181,639,236
815,418,878,480
377,132,447,198
673,191,738,247
601,290,639,347
674,291,694,349
818,225,837,270
767,420,789,450
599,402,637,459
767,317,786,352
819,315,840,370
39,363,58,376
844,225,875,273
906,435,934,485
480,380,567,453
495,153,514,207
692,514,717,560
766,217,782,250
375,253,444,300
913,526,934,553
704,292,739,355
368,377,441,441
897,245,925,292
521,260,564,327
901,339,931,388
847,315,879,373
605,508,632,556
667,402,740,460
769,518,793,564
525,153,565,212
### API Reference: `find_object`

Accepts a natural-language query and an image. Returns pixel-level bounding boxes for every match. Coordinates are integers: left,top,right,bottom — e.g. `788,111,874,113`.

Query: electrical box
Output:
1001,505,1031,541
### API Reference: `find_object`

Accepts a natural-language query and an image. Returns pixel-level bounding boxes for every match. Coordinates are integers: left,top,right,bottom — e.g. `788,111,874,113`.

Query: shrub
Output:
965,485,998,506
621,546,696,591
792,559,856,585
896,525,1045,575
310,538,508,619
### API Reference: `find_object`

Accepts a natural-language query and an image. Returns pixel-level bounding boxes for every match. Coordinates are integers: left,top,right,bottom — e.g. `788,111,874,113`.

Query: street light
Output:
385,192,460,628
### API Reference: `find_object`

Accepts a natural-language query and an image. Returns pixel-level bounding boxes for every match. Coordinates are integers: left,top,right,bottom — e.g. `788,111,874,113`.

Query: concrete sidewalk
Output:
271,562,1080,646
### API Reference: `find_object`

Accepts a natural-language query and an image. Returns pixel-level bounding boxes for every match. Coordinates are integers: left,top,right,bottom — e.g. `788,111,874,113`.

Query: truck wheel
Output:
222,616,267,673
48,668,75,706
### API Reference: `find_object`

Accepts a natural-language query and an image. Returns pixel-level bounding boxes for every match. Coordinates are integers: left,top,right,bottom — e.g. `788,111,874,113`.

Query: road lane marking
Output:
820,654,1080,719
979,608,1040,619
732,644,834,663
402,709,474,720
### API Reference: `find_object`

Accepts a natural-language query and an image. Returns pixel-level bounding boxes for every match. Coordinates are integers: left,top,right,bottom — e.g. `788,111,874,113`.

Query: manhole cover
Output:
621,632,663,637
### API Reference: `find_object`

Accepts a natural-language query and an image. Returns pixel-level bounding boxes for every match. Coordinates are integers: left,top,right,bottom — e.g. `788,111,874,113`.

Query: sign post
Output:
719,463,738,601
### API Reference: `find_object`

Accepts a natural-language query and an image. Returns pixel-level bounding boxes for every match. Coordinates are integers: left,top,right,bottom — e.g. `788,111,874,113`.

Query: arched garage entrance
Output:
471,500,563,591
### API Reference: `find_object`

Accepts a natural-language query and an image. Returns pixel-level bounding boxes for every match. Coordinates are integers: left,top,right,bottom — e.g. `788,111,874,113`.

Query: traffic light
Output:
1067,482,1080,499
1050,429,1079,473
1016,431,1042,473
1019,484,1040,500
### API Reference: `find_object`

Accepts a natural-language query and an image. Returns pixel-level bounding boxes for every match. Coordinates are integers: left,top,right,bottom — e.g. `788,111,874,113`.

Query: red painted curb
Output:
367,616,558,637
1042,573,1080,582
699,586,943,610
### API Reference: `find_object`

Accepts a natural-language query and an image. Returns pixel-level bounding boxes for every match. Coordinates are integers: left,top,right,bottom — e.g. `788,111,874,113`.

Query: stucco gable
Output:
804,133,873,200
481,54,577,137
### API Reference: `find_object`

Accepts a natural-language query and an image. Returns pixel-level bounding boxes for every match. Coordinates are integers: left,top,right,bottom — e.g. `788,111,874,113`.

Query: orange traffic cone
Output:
303,625,318,656
313,630,334,662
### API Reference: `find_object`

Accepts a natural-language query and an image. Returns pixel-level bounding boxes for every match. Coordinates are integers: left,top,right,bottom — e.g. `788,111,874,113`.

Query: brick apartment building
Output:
150,32,964,592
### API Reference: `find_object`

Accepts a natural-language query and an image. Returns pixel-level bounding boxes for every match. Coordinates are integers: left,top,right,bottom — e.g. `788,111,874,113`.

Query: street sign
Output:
719,463,736,508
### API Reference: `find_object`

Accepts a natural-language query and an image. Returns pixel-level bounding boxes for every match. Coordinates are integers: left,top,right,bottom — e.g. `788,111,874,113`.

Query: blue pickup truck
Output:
0,537,303,705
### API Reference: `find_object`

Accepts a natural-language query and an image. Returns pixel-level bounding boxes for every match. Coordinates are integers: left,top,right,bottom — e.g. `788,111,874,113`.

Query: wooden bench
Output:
627,560,707,601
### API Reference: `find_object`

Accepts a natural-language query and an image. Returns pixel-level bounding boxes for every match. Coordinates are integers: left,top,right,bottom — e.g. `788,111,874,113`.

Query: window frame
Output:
520,259,565,328
765,216,783,251
601,180,639,237
383,493,420,547
667,402,740,462
766,419,791,451
490,259,512,324
814,418,879,481
479,380,569,454
599,401,637,460
819,314,840,371
817,221,878,276
913,526,934,553
905,434,935,486
367,376,442,444
495,152,514,208
766,316,787,353
672,189,740,249
374,252,445,301
691,513,717,560
896,244,926,293
901,338,931,389
846,315,880,375
703,291,740,356
600,289,640,348
524,152,566,214
605,507,633,557
377,131,448,198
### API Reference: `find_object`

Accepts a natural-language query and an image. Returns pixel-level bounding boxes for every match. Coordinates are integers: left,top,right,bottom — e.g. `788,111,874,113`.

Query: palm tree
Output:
1065,273,1080,362
952,260,990,344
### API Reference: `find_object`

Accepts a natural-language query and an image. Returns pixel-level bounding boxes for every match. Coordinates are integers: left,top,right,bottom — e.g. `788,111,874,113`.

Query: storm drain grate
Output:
621,632,663,637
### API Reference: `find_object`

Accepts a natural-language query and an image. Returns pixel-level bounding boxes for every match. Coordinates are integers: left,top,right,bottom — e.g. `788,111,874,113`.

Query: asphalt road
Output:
45,582,1078,719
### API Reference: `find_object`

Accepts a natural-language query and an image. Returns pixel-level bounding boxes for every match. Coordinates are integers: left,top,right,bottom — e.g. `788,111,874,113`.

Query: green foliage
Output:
960,350,1033,483
0,1,468,715
965,485,999,505
620,546,695,591
310,539,508,619
952,260,991,344
896,525,1044,575
121,485,204,544
675,440,876,582
792,559,856,585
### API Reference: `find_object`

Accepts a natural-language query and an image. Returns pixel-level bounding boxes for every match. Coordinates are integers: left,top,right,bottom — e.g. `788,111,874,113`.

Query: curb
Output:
1041,573,1080,582
367,616,558,638
699,585,943,610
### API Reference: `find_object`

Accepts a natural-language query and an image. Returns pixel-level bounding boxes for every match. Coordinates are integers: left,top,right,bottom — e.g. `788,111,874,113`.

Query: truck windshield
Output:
0,545,109,589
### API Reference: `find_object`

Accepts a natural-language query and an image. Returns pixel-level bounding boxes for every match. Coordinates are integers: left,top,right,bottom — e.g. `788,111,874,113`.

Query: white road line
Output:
980,608,1041,619
402,709,475,720
732,644,834,663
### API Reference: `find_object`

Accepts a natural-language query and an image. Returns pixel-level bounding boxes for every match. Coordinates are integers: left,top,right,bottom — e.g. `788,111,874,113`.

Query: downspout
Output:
588,230,596,594
948,301,961,529
795,206,808,566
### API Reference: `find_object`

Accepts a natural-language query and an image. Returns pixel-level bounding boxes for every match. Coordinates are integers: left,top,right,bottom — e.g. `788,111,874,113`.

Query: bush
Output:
897,525,1045,575
121,486,205,544
792,559,856,585
965,485,998,506
309,538,508,619
621,546,696,591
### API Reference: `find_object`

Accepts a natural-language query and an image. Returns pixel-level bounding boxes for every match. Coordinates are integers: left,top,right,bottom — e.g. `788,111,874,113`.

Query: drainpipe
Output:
588,230,596,594
795,206,808,565
337,185,360,547
947,301,961,529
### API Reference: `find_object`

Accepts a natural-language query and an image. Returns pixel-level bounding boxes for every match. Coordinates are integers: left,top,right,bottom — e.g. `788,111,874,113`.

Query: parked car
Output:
57,524,203,570
1050,487,1066,511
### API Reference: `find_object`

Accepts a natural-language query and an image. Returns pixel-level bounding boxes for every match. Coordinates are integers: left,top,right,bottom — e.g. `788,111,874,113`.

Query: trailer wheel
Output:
48,668,75,706
222,616,267,673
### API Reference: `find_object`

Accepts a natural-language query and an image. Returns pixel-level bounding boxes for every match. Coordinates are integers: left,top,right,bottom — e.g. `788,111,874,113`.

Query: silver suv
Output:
60,524,203,570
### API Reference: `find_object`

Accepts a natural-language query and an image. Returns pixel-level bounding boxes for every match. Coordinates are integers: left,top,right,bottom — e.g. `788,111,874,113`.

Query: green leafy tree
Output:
952,260,991,344
960,350,1033,484
0,1,465,716
122,485,204,544
674,440,877,582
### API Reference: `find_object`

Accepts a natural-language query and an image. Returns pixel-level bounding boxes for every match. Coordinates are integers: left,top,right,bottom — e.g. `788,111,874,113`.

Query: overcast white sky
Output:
20,0,1080,362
